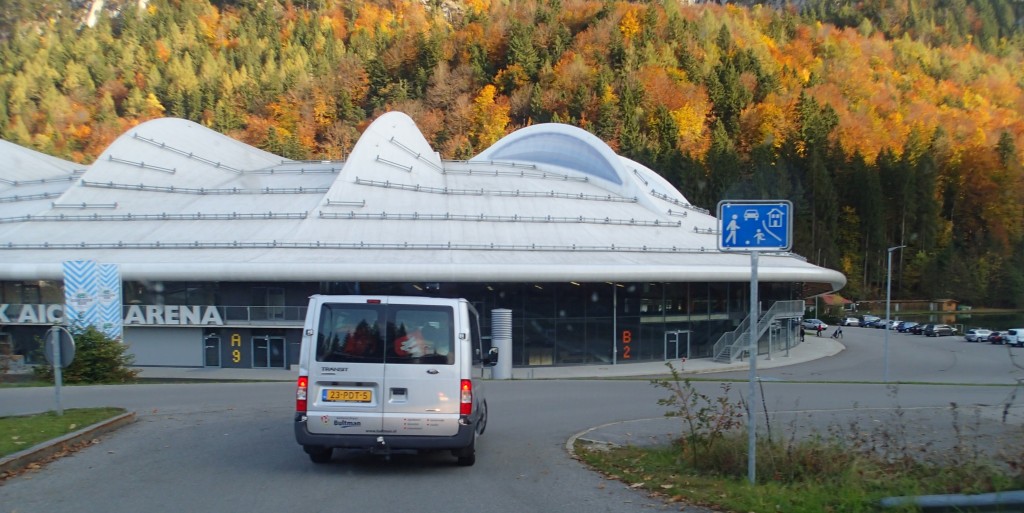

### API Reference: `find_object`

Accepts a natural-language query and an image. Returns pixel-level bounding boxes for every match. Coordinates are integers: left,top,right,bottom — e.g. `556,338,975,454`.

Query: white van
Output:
294,295,497,466
1004,328,1024,348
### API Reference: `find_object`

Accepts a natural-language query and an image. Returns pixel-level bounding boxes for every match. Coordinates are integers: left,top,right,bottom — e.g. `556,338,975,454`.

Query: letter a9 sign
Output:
717,200,792,251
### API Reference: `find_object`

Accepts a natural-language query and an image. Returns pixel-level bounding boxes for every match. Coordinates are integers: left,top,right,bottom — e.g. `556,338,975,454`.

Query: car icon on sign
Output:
743,209,759,221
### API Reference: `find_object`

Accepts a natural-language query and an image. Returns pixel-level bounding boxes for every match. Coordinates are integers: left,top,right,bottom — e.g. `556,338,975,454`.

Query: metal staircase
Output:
712,300,805,363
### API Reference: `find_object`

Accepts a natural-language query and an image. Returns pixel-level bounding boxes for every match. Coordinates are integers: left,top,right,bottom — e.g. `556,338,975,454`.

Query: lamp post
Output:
884,245,906,383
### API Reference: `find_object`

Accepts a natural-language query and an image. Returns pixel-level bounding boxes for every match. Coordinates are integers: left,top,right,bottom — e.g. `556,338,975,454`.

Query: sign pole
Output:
45,326,75,416
50,327,65,416
716,199,792,488
747,251,759,485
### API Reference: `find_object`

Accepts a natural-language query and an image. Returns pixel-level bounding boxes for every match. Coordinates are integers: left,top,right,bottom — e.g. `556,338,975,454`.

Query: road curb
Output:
0,411,136,476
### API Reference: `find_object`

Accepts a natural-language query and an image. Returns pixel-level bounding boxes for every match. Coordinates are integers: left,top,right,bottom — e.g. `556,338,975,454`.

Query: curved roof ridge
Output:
345,111,440,170
0,139,83,181
620,156,693,206
326,111,442,201
471,123,626,187
83,118,284,186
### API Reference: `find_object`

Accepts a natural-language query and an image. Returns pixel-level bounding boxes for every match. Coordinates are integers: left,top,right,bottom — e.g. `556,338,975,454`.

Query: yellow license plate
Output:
323,389,372,403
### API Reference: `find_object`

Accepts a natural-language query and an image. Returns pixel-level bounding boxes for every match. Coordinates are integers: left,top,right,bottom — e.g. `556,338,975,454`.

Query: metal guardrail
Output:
712,300,804,363
712,314,751,361
879,490,1024,512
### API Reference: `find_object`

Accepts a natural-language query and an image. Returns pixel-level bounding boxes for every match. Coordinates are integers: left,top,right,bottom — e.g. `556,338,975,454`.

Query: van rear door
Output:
380,301,462,437
305,300,386,436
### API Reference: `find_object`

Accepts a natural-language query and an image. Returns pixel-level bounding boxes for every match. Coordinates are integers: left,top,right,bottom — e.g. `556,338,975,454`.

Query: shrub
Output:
34,326,139,384
651,361,745,468
0,341,14,382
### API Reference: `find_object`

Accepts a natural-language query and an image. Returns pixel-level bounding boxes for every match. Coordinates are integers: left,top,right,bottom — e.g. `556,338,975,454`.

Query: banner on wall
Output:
63,260,98,329
98,264,123,339
63,260,122,339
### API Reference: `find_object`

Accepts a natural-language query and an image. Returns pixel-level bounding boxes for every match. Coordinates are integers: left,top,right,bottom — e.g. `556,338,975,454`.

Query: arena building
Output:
0,112,845,371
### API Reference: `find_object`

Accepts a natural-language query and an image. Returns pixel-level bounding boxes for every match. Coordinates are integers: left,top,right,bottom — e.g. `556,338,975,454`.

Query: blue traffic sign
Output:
717,200,793,251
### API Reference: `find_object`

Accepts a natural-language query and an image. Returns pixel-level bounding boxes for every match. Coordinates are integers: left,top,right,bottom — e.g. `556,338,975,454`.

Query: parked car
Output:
842,317,860,327
802,319,828,331
925,324,955,337
1004,329,1024,348
861,315,881,326
896,321,918,333
912,323,932,335
964,328,992,342
987,331,1004,344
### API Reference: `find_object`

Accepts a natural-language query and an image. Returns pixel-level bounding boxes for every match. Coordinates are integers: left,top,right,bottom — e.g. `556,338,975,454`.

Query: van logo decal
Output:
320,416,329,424
322,366,348,372
334,419,362,428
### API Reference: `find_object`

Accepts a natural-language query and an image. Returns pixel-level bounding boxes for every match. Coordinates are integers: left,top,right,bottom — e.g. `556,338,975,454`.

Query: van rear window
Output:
316,304,384,363
387,305,454,365
315,303,454,365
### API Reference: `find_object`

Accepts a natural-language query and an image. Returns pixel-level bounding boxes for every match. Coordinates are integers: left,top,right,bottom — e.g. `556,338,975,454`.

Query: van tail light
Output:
296,376,308,413
460,379,473,416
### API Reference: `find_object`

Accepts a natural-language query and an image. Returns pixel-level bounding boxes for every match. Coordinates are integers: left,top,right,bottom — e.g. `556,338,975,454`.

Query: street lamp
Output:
884,245,906,383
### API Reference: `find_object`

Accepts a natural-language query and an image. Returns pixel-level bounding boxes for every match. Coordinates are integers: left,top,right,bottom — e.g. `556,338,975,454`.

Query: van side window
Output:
387,305,454,365
316,304,383,362
469,308,482,366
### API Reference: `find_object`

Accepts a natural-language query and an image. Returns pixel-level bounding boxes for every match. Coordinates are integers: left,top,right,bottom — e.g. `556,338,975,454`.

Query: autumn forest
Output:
1,0,1023,307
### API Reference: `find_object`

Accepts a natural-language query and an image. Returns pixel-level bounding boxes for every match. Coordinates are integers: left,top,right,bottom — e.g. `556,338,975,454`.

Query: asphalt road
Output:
704,325,1024,385
2,328,1022,513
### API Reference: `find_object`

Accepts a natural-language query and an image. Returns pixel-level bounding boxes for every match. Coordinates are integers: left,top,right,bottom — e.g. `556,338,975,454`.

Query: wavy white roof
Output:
0,139,85,219
0,112,845,291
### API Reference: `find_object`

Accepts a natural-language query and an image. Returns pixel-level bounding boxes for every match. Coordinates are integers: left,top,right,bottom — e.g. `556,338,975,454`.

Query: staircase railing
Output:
712,300,805,363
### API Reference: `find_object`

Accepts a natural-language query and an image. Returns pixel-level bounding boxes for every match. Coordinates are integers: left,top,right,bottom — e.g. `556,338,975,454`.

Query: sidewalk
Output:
132,337,844,381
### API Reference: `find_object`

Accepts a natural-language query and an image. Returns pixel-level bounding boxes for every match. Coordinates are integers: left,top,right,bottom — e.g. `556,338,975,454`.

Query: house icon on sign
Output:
767,208,784,228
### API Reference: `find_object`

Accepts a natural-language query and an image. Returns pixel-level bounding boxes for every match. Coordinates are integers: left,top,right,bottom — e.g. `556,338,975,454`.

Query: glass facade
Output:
321,280,802,366
0,278,803,369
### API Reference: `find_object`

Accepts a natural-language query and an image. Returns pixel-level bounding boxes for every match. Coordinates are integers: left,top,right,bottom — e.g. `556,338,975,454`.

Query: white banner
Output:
63,260,98,329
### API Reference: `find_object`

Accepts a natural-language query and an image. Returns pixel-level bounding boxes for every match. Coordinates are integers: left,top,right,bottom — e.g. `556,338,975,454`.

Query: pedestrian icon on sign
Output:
725,214,740,245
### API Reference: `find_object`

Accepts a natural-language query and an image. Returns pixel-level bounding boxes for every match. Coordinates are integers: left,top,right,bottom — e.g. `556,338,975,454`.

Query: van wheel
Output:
476,400,488,435
305,446,332,464
455,439,476,466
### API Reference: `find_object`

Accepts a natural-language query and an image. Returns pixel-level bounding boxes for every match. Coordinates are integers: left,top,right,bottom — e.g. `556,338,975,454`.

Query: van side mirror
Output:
482,347,499,367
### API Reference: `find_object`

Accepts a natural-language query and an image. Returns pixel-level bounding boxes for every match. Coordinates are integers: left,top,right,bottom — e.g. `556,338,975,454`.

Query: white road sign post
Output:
44,326,76,416
718,200,793,485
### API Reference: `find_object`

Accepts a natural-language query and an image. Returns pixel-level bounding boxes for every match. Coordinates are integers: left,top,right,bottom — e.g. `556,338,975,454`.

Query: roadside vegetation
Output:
0,407,126,459
31,326,139,385
575,363,1024,513
2,326,139,387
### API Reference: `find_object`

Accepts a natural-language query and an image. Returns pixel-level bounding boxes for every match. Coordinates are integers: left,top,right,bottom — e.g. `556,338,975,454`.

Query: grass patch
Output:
0,407,126,458
0,379,53,388
576,433,1023,513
